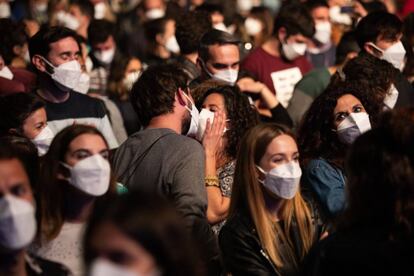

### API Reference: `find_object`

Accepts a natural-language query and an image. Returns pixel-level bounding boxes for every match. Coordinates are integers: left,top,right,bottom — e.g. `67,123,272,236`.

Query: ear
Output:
278,27,287,42
32,54,48,72
12,45,23,56
155,33,165,45
8,128,19,135
176,87,187,106
364,42,381,58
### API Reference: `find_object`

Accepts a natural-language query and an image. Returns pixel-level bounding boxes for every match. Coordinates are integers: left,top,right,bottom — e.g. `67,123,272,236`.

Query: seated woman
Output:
303,108,414,275
30,125,117,275
196,84,259,233
84,191,204,276
219,123,325,275
0,139,70,275
297,84,376,219
0,92,54,155
107,55,143,135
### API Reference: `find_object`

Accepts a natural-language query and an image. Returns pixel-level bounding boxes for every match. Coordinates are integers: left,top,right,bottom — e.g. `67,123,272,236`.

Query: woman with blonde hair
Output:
219,123,325,275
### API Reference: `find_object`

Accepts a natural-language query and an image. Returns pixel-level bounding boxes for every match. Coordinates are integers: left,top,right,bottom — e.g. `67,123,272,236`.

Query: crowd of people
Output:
1,0,414,275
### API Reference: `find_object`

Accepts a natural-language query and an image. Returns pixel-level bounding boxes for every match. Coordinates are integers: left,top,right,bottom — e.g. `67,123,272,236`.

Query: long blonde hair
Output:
229,123,314,268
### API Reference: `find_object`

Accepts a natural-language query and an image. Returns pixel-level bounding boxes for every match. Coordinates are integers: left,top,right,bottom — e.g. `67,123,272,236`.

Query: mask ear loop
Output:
38,55,56,75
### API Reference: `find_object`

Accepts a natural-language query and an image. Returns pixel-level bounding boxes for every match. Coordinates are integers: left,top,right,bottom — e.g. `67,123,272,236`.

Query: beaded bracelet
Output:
205,176,220,188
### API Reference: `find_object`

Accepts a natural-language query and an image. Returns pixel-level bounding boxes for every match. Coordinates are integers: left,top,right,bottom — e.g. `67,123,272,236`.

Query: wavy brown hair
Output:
229,123,314,268
37,125,117,242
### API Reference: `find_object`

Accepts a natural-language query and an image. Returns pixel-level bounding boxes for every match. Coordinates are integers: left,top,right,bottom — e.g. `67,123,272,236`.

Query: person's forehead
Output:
208,43,240,62
49,36,80,54
0,159,29,189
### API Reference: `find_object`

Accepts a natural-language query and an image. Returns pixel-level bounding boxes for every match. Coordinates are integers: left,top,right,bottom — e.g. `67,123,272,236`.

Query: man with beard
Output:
112,64,221,275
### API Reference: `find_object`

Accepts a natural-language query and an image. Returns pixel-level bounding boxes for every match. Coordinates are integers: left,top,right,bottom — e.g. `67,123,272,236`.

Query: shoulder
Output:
26,254,72,275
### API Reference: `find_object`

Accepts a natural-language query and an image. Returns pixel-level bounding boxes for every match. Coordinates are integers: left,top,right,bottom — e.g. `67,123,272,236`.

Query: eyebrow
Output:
212,61,240,68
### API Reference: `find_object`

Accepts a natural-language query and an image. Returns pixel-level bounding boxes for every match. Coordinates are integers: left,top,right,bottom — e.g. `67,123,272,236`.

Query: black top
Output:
41,91,107,121
219,200,325,276
26,254,71,276
303,227,414,276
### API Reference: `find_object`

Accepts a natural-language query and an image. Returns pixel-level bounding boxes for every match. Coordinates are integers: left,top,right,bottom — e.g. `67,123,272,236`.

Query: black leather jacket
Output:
219,201,325,276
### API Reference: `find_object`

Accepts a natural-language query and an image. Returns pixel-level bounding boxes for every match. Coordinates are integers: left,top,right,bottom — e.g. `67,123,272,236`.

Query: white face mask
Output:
145,8,165,20
237,0,254,12
212,69,239,85
329,6,352,26
73,72,90,94
383,84,399,110
196,108,215,141
282,41,307,61
165,35,180,54
0,195,37,250
0,65,13,80
369,41,406,71
123,71,141,91
32,125,54,156
94,48,115,64
63,154,111,196
41,57,82,91
89,259,137,276
245,17,263,36
94,2,107,19
314,21,332,45
257,161,302,199
213,22,228,33
34,2,48,13
56,11,80,30
0,2,11,18
182,92,199,137
337,112,371,145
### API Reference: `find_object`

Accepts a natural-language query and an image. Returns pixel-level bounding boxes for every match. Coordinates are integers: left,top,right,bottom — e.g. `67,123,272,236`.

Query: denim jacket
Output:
302,158,346,217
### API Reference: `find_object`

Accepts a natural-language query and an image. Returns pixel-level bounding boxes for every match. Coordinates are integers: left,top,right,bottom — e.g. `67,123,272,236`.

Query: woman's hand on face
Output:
202,110,226,158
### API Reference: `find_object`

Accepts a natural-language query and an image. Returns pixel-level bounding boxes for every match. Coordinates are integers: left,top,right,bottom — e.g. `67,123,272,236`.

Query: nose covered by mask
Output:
337,112,371,145
369,41,406,71
56,11,80,30
94,48,115,65
165,36,180,54
282,41,307,61
0,195,37,250
123,71,142,91
200,60,238,85
62,154,111,196
32,125,54,156
90,258,161,276
41,57,82,91
314,21,332,45
257,161,302,199
245,17,263,36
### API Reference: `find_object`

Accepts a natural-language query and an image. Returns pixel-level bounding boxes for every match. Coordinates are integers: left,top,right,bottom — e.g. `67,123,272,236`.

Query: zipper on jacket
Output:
260,249,282,276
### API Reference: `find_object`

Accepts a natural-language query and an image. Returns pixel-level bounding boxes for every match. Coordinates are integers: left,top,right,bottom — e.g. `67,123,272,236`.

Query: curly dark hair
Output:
341,53,397,111
196,84,260,159
297,82,378,169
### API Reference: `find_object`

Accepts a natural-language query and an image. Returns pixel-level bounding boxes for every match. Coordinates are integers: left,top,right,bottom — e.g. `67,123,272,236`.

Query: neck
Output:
263,190,284,221
77,25,89,39
155,45,171,59
262,37,281,57
0,250,27,276
37,74,70,103
147,115,182,134
64,187,96,223
184,53,198,64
